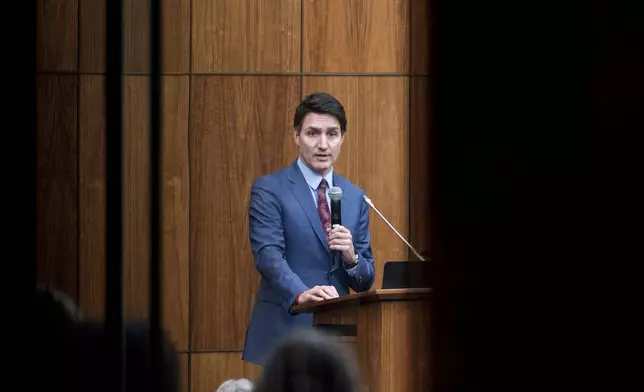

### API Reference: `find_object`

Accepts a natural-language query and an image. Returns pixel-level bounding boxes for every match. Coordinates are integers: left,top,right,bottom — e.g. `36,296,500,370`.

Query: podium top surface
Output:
291,288,431,313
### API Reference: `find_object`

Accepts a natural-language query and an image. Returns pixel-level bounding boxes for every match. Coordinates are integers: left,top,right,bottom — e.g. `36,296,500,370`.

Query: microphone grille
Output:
328,186,342,201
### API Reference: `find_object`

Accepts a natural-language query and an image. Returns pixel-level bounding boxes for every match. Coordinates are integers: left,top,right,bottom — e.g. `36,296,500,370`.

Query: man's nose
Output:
318,135,329,149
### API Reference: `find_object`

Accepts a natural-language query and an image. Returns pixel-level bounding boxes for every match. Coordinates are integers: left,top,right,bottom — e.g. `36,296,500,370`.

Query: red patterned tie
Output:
317,179,332,238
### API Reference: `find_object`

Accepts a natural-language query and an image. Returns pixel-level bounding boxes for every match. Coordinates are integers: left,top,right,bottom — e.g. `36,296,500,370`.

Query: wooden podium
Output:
292,288,432,392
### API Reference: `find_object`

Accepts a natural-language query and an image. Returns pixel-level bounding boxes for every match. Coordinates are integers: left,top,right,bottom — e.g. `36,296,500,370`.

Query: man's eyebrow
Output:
304,126,339,132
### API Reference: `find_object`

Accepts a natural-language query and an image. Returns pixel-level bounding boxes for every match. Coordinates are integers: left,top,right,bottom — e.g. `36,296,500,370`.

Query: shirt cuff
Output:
344,259,359,276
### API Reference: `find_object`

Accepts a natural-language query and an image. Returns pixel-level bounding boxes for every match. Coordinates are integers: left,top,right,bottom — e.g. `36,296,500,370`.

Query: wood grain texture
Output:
303,77,409,289
81,0,189,73
78,75,106,318
357,300,431,391
162,0,191,73
79,0,106,72
314,305,357,326
36,75,78,299
410,0,430,75
190,76,300,349
163,76,191,349
37,0,78,71
191,353,261,392
179,353,189,392
304,0,409,73
124,76,150,319
77,75,190,333
124,0,150,73
192,0,300,72
409,77,431,259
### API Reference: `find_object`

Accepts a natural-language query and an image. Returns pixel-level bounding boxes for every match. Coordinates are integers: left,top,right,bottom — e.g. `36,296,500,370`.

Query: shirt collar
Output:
297,156,334,191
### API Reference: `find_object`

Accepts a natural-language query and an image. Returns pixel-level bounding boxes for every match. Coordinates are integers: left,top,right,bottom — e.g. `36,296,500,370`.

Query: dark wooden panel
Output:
192,0,300,72
79,0,106,72
77,76,190,330
303,77,409,289
124,76,150,319
190,76,300,349
81,0,189,73
409,77,430,258
303,0,409,73
179,353,189,392
410,0,430,74
37,0,78,71
191,353,261,392
78,75,106,318
162,76,190,349
162,0,191,73
36,75,78,299
124,0,150,73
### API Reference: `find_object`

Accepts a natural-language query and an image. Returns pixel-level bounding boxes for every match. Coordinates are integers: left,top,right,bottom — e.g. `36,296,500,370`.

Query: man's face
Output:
295,113,344,176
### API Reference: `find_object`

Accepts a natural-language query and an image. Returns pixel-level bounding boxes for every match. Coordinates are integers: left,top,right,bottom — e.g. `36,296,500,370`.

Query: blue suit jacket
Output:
241,160,375,365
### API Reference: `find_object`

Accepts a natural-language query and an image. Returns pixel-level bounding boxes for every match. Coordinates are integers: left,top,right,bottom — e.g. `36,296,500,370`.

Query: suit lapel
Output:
288,162,330,254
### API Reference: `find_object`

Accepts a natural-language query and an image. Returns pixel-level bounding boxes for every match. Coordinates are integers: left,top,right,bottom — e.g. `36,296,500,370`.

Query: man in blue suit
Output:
242,92,376,366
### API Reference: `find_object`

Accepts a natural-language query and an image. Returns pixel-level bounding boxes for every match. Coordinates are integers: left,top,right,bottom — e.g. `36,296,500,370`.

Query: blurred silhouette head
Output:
216,378,254,392
71,321,180,392
253,328,360,392
32,286,179,392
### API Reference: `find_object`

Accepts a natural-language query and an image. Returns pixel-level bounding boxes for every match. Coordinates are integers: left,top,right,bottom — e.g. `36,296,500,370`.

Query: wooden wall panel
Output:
37,0,78,71
162,0,191,73
303,77,409,288
410,0,430,75
162,76,191,349
124,0,150,73
190,76,300,349
192,0,300,72
409,77,431,258
123,76,150,319
81,0,190,73
303,0,409,73
179,354,189,392
36,75,79,299
77,75,191,337
79,0,106,73
191,353,261,392
78,75,106,318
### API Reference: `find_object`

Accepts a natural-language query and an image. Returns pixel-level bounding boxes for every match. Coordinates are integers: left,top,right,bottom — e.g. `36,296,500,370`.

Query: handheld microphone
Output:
329,187,342,227
328,187,343,261
362,195,427,261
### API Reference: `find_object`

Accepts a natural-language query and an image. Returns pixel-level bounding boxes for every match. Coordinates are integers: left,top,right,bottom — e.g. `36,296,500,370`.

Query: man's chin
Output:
313,164,332,174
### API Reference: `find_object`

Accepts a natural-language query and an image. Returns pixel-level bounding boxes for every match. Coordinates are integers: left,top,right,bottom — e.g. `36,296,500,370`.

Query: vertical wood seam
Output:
76,0,81,302
300,0,304,99
187,73,193,392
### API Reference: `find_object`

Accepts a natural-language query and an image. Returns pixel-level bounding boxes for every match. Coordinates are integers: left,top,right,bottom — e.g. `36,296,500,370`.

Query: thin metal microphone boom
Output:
363,195,427,262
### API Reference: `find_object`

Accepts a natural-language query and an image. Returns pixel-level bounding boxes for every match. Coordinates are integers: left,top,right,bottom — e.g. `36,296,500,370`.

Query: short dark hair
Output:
293,92,347,134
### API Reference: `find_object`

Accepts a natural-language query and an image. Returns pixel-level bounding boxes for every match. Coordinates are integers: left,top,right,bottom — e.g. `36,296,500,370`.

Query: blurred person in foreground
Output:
216,378,254,392
253,328,360,392
32,285,179,392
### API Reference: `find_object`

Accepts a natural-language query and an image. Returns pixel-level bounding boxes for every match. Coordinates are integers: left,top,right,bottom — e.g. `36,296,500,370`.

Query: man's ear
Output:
294,130,300,146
